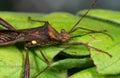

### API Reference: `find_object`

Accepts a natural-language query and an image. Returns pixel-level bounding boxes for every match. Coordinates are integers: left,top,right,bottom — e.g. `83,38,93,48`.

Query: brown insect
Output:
0,0,112,78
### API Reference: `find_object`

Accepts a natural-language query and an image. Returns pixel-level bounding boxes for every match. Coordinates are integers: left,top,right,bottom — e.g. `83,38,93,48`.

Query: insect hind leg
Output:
0,18,16,30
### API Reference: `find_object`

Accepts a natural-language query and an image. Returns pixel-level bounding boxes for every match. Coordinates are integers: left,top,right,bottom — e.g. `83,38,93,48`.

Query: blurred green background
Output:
0,0,119,13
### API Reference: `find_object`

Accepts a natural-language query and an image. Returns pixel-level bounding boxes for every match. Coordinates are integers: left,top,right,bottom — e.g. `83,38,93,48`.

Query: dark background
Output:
0,0,120,14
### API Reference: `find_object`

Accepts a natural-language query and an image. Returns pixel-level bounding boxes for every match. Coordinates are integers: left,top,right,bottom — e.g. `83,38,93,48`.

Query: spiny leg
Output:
23,46,30,78
0,18,16,30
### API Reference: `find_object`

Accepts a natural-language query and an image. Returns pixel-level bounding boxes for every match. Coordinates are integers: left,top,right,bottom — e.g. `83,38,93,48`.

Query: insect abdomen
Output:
0,30,22,45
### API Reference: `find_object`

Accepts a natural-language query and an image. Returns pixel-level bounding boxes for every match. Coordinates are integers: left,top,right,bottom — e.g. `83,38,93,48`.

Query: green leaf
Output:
0,12,90,78
0,9,120,78
0,46,23,78
69,67,120,78
0,12,68,78
51,58,93,70
78,9,120,75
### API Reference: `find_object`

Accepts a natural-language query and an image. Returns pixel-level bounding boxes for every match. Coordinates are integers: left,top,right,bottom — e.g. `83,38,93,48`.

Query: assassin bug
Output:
0,0,112,78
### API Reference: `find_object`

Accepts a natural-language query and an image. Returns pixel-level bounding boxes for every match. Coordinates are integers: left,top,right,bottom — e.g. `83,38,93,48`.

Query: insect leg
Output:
23,46,30,78
0,18,16,30
28,17,48,23
33,65,49,78
71,27,113,40
39,48,50,66
33,48,50,78
72,30,108,38
61,42,112,57
70,26,107,34
24,42,51,77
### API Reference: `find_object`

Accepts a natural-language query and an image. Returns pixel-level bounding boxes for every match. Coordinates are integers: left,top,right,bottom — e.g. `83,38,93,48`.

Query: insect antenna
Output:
68,0,97,33
71,29,114,41
67,0,113,40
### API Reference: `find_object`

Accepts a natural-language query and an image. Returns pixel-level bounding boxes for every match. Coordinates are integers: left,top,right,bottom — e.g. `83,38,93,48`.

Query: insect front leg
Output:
70,26,107,34
71,27,113,40
0,18,16,30
61,42,112,57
